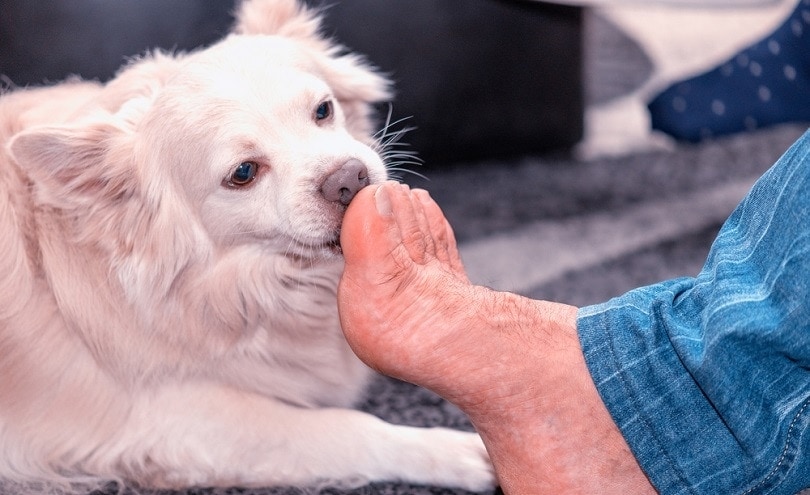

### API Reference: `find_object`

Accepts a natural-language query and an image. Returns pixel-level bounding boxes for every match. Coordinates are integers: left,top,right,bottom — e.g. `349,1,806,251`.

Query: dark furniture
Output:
0,0,582,166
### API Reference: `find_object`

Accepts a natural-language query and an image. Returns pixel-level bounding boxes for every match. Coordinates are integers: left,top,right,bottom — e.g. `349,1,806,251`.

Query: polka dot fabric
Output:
648,0,810,142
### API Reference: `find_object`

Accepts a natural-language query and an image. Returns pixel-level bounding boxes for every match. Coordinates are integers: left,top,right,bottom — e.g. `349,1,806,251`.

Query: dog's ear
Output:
233,0,392,143
8,121,138,210
233,0,322,40
8,122,205,301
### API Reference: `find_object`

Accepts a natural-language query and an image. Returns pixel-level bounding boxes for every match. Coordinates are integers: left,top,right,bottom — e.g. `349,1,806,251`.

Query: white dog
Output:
0,0,495,492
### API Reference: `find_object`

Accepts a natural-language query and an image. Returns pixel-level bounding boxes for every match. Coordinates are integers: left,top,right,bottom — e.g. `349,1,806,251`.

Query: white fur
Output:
0,1,495,492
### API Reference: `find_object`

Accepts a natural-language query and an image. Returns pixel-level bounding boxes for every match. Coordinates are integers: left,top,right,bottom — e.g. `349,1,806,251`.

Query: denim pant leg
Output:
578,128,810,495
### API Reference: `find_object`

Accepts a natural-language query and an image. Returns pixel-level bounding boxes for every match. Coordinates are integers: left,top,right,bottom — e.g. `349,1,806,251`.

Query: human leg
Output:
579,128,810,494
647,0,810,140
338,182,654,493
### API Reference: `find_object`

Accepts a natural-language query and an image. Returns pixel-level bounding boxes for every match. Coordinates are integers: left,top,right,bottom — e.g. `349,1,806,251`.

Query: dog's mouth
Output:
315,227,343,256
324,235,342,255
284,231,343,262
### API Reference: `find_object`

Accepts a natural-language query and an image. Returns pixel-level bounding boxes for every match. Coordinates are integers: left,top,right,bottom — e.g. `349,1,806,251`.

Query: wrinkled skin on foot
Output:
338,182,656,494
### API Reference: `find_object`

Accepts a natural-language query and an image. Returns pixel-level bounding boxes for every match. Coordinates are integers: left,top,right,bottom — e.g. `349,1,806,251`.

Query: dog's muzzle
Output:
321,159,370,206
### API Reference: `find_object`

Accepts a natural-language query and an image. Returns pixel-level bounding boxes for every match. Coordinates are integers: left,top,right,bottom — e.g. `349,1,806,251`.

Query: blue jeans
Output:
578,129,810,494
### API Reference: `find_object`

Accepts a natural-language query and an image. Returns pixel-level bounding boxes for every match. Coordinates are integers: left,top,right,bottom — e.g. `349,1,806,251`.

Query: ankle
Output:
456,294,654,493
445,291,579,416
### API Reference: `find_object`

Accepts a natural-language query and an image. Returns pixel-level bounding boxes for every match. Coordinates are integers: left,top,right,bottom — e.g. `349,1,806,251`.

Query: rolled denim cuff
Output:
577,129,810,495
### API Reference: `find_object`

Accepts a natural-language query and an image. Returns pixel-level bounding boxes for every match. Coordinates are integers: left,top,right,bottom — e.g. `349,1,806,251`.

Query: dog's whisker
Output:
372,105,413,139
378,140,413,148
382,149,424,169
385,167,429,182
372,103,395,139
379,124,415,138
385,163,426,174
385,162,424,170
385,164,422,176
380,143,420,153
378,128,417,149
381,152,423,163
373,111,426,183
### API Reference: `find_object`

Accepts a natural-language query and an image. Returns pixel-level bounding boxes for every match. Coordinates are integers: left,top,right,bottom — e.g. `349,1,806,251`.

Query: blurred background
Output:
0,0,583,164
1,1,808,494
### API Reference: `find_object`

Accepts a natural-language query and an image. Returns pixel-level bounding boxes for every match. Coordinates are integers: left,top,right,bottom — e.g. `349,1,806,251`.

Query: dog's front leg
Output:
119,382,496,491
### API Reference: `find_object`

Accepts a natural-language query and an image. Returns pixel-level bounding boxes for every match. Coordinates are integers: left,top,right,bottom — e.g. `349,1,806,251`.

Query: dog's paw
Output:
408,428,497,492
313,411,497,491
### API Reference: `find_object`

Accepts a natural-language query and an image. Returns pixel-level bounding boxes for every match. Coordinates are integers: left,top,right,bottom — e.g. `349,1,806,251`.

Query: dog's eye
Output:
228,161,258,187
315,100,333,121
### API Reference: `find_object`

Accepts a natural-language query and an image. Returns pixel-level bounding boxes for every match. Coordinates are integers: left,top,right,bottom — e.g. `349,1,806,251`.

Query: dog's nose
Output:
321,159,370,206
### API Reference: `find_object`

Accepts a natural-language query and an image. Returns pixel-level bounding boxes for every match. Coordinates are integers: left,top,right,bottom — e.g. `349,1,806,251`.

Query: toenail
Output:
375,185,393,216
414,189,431,203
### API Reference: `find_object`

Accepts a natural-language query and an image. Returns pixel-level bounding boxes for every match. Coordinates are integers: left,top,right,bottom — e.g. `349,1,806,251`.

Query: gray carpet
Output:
93,9,808,495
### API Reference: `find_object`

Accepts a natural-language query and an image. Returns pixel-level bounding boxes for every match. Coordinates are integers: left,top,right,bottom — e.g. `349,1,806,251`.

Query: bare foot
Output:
338,182,656,494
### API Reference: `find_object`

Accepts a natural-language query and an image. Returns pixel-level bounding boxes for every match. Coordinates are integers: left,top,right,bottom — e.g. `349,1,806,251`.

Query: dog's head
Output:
8,0,391,299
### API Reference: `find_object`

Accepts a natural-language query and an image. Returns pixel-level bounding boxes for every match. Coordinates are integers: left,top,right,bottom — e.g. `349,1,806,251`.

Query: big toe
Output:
340,181,399,267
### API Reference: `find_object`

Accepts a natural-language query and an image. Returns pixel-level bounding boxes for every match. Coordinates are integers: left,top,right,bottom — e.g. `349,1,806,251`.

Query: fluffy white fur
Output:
0,1,494,492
